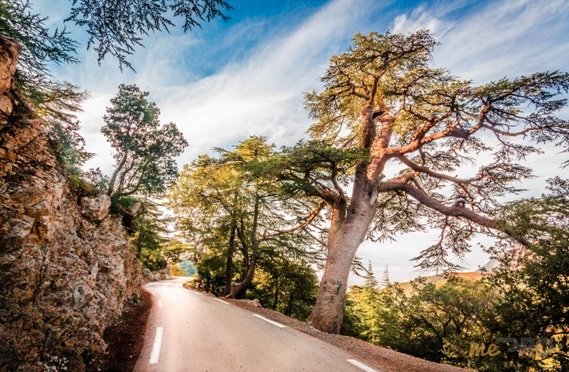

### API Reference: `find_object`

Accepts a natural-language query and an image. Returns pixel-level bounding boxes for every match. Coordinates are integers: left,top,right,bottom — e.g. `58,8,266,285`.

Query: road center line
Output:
252,314,286,329
347,359,378,372
149,327,163,365
215,298,229,304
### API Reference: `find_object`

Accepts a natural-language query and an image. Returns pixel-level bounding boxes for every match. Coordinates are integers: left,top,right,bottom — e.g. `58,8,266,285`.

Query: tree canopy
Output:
169,136,324,303
266,30,569,333
102,84,188,200
0,0,92,176
67,0,232,70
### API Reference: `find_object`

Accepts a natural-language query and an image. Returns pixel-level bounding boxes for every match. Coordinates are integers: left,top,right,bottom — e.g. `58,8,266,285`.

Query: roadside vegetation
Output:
2,0,568,370
341,182,569,371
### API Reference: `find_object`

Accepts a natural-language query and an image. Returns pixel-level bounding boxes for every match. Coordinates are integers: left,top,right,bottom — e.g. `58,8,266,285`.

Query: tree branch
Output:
397,155,481,184
264,201,326,238
378,180,496,229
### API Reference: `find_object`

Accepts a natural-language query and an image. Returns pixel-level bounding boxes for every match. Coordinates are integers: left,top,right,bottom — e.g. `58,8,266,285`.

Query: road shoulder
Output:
94,289,152,371
225,298,468,372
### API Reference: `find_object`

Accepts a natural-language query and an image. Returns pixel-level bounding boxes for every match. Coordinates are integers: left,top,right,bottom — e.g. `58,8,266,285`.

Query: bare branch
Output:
378,180,496,229
397,155,481,185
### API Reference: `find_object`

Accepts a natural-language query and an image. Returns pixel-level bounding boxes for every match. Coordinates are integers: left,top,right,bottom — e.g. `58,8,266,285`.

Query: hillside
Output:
0,37,144,371
395,271,484,292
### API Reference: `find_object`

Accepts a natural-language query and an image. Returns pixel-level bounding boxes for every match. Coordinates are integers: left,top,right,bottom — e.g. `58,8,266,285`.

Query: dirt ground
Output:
92,289,152,372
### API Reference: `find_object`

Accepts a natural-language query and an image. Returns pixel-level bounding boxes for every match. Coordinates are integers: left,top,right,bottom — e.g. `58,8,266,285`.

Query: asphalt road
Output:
134,277,378,372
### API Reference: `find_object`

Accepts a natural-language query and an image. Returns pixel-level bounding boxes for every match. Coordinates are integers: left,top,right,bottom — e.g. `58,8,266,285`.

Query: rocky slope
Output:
0,36,143,371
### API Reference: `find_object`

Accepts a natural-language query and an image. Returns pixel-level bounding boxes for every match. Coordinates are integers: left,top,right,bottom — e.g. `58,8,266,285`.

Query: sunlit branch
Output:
378,180,496,229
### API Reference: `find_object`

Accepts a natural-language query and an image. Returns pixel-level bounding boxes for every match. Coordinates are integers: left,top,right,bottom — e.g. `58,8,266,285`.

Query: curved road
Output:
134,277,378,372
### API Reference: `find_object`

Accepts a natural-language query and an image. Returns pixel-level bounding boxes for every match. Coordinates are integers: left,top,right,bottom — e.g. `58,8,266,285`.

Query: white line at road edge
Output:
215,298,229,304
347,359,378,372
149,327,163,364
252,314,286,329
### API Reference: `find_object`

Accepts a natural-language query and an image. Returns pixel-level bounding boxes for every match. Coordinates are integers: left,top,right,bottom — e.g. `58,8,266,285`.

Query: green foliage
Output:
1,0,231,73
49,118,91,173
140,246,167,271
170,136,324,301
0,0,92,176
251,258,318,321
344,182,569,370
302,30,569,274
264,140,367,202
343,276,499,370
110,195,137,214
381,278,497,368
67,0,232,70
131,207,195,273
103,84,188,199
0,0,97,191
133,212,167,270
160,239,193,264
0,0,78,87
195,252,228,295
84,168,110,193
341,264,384,343
306,31,436,145
484,178,569,370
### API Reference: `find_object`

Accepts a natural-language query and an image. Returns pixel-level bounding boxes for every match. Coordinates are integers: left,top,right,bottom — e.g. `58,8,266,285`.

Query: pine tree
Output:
381,265,390,288
102,84,188,200
275,30,569,333
0,0,91,173
67,0,232,70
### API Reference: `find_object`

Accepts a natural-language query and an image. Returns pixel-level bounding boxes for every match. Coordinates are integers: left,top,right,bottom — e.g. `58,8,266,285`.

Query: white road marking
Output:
215,298,229,304
149,327,163,364
347,359,378,372
252,314,286,329
158,300,163,308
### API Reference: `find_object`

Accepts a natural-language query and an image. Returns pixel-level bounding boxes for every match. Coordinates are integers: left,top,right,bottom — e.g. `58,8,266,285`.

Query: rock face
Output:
142,267,171,282
0,37,143,370
80,195,112,222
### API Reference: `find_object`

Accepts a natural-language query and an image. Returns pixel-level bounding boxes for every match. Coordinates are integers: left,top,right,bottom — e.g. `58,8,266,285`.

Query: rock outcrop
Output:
142,267,171,282
0,36,143,371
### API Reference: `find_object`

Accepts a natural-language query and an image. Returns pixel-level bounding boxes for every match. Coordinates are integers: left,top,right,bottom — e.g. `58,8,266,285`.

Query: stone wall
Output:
0,36,143,371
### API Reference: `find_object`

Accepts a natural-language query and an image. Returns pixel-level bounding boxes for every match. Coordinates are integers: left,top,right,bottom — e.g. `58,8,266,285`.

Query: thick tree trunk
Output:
227,193,260,299
272,276,280,309
308,201,375,333
107,150,129,196
226,255,257,299
223,219,237,296
285,292,294,316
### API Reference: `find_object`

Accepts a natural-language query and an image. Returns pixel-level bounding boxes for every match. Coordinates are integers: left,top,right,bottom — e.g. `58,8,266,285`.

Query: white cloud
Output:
392,6,446,35
357,0,569,283
41,0,569,283
158,0,379,162
67,0,380,173
391,0,569,82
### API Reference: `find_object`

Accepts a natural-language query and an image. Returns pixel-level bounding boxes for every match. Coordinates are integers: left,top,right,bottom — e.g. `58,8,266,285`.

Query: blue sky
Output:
33,0,569,283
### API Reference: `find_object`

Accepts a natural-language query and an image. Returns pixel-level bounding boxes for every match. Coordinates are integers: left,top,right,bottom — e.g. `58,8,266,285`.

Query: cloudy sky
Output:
35,0,569,282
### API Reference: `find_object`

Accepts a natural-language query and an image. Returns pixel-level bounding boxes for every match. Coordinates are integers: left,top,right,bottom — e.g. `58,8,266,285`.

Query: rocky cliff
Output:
0,37,143,371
